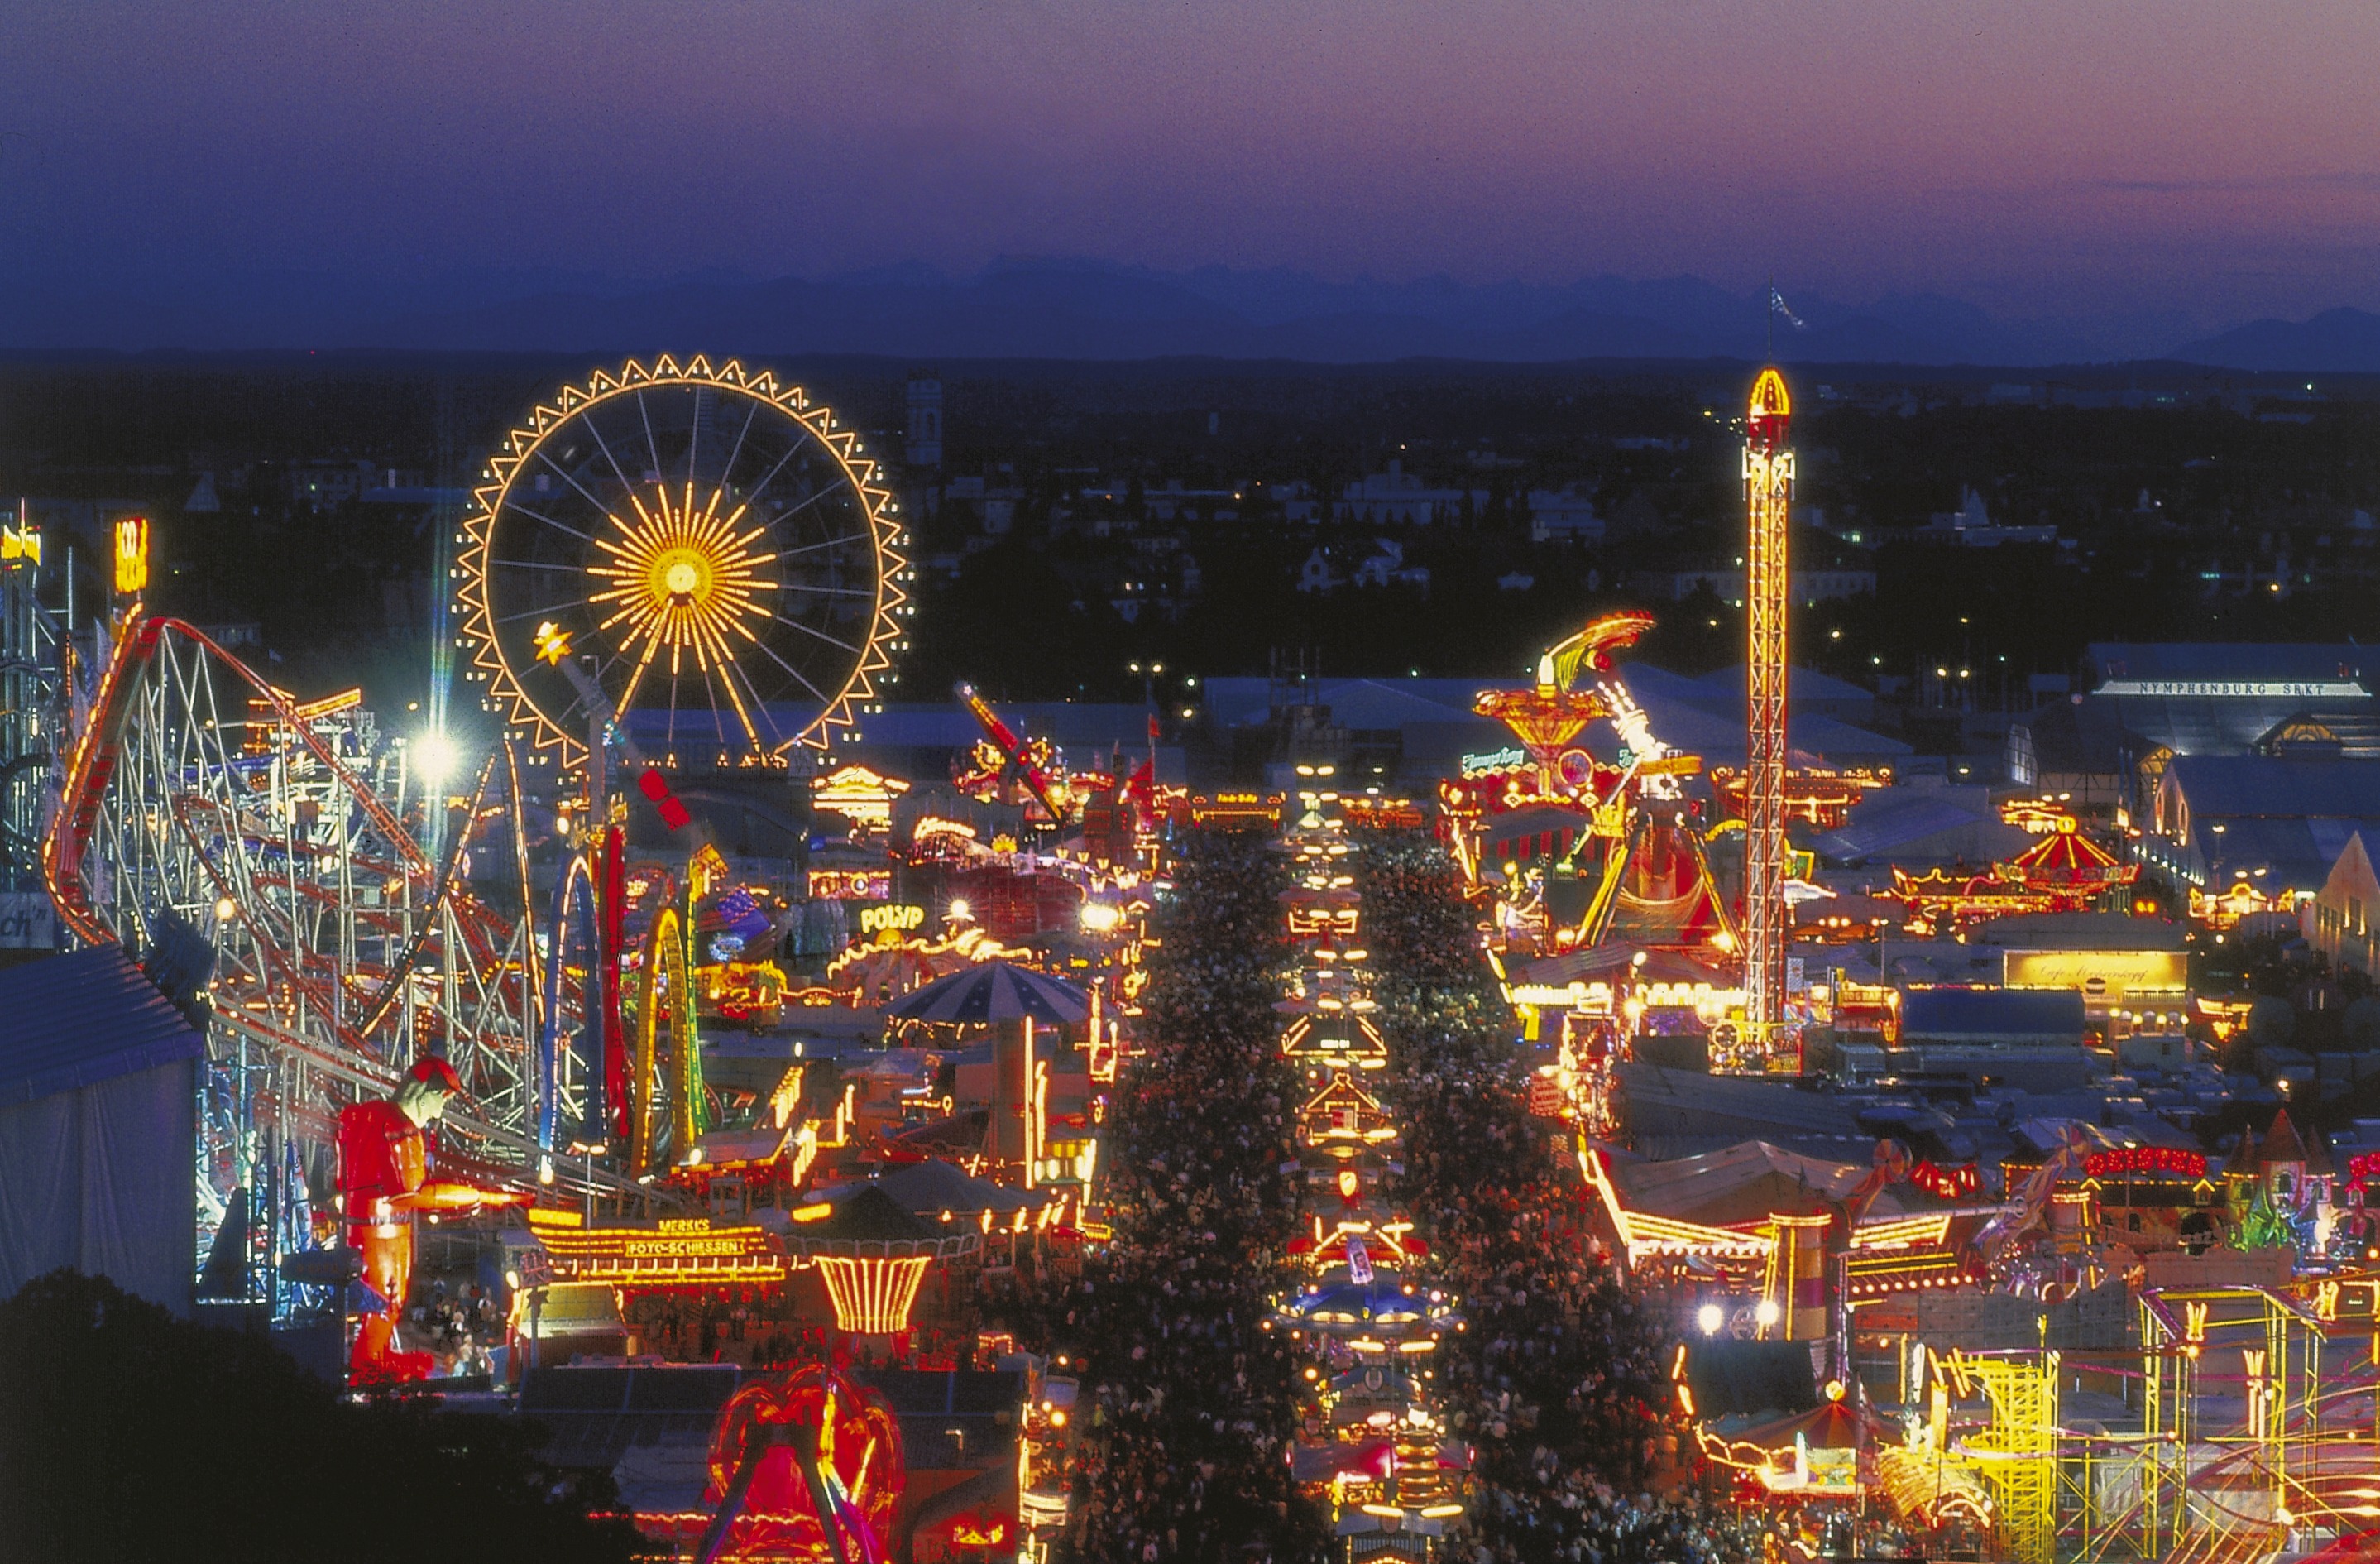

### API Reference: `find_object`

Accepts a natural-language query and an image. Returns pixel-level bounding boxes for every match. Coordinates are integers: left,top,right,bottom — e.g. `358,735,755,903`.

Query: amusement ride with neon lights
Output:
457,356,912,770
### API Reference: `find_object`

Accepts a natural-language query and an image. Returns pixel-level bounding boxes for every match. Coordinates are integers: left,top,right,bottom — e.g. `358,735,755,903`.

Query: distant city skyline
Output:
5,1,2378,347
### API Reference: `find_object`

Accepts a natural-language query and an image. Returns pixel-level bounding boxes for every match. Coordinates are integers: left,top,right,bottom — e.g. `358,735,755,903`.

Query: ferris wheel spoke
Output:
615,635,663,717
766,474,859,530
580,412,641,497
776,530,868,562
688,632,730,751
740,632,832,705
509,495,599,545
714,653,785,750
492,557,594,574
720,398,761,487
781,582,875,599
532,450,614,524
771,612,861,656
635,391,663,481
493,603,577,628
739,436,813,510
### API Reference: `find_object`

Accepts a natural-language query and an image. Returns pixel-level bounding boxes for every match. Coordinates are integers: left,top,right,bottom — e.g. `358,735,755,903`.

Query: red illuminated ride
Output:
954,681,1073,825
692,1363,906,1564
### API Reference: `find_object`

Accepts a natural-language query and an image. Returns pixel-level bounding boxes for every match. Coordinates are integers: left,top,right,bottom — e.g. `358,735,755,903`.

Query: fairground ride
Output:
1453,612,1737,961
41,616,620,1310
1741,367,1793,1058
457,356,912,771
448,357,914,1178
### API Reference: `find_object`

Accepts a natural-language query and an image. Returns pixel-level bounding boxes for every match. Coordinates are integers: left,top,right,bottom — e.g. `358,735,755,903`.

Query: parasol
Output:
886,959,1089,1026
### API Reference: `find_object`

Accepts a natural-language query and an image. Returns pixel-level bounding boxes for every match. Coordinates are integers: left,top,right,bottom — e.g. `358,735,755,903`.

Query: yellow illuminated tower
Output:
1741,368,1793,1063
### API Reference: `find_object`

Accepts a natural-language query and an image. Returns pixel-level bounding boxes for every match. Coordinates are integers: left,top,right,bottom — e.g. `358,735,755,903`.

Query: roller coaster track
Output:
40,616,615,1253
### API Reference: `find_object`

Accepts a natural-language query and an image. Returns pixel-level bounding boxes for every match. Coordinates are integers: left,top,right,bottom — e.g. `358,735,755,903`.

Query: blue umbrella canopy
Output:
886,959,1089,1026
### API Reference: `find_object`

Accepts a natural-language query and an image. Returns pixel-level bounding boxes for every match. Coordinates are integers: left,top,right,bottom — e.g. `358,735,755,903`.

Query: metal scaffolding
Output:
41,615,618,1308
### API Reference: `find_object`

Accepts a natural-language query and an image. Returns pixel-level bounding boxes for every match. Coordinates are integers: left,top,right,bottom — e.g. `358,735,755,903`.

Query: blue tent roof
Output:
0,945,207,1107
887,960,1089,1025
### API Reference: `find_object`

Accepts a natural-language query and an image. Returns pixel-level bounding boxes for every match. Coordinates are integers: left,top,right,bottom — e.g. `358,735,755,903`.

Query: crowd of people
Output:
1356,830,1768,1564
1009,830,1330,1563
405,1279,501,1376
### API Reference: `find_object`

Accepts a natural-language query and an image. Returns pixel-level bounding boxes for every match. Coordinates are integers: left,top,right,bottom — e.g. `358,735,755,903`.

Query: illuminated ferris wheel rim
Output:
455,353,909,767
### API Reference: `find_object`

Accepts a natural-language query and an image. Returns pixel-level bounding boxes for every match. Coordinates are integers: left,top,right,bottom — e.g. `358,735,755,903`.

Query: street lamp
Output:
567,1139,606,1223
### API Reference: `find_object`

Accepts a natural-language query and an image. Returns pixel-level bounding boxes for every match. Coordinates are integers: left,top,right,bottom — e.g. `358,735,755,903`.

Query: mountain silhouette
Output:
0,256,2368,367
2171,308,2380,372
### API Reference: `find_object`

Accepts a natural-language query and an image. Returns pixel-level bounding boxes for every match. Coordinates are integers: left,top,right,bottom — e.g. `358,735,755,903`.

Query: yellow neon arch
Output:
630,903,706,1173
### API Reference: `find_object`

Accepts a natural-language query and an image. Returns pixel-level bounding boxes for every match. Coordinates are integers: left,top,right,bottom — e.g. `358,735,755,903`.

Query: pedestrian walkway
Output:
1275,794,1472,1558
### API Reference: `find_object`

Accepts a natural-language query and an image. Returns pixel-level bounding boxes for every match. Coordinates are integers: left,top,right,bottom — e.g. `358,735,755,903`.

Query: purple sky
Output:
7,0,2378,325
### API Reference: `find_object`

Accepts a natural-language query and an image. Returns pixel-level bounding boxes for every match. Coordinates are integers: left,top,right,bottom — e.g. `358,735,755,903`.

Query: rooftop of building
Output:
2086,642,2374,688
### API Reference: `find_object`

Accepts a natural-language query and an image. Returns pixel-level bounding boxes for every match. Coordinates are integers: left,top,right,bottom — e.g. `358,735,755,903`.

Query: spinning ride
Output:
457,357,911,769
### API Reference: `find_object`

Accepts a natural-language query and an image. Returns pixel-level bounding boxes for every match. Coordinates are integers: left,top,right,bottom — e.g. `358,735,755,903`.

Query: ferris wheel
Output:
457,356,910,769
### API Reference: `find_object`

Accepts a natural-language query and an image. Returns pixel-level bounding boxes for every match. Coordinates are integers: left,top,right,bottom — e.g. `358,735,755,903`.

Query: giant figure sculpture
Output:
335,1054,467,1381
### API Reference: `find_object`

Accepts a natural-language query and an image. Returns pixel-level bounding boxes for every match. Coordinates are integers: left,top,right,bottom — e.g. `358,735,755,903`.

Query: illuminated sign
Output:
1189,791,1282,824
2100,679,2365,698
2004,949,2187,1001
113,516,149,596
526,1212,788,1283
1459,746,1528,777
2084,1147,2207,1180
859,903,926,936
813,764,911,831
945,1516,1012,1550
808,868,892,900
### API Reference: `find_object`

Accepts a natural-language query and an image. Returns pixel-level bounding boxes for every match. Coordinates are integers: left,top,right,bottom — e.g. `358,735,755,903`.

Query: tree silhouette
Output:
0,1270,640,1564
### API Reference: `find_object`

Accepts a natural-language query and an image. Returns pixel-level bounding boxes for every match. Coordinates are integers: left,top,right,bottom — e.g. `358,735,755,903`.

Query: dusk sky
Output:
7,0,2378,329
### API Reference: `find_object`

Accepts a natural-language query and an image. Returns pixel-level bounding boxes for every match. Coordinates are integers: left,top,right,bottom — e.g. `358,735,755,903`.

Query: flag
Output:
1147,713,1161,741
1768,287,1807,331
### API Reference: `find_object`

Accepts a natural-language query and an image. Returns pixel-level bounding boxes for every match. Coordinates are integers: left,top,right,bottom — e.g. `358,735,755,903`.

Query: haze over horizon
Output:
6,1,2379,357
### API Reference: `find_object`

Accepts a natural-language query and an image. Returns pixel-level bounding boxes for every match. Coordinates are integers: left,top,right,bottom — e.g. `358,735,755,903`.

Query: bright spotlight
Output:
1755,1298,1782,1328
413,731,460,788
1697,1303,1724,1336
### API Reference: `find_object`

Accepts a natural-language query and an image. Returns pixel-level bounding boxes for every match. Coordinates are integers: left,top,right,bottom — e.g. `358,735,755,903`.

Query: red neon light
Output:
2083,1147,2207,1180
637,766,692,832
1908,1160,1980,1200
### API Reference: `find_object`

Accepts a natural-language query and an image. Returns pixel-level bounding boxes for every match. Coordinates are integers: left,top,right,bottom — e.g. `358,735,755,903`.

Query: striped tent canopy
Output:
886,959,1089,1026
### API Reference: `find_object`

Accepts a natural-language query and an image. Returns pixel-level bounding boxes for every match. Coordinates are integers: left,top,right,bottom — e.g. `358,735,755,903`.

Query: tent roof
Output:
888,960,1089,1026
0,945,206,1107
799,1183,941,1242
1608,1138,1869,1224
824,1159,1046,1216
1731,1397,1889,1452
